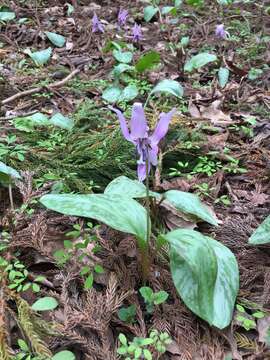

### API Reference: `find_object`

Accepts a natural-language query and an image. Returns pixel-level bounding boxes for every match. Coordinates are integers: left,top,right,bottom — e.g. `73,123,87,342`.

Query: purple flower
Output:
92,12,104,33
118,8,128,27
110,103,176,181
215,24,229,39
132,23,143,43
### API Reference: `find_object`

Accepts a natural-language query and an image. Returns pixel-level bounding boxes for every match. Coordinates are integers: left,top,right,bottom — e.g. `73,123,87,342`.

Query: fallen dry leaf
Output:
189,98,232,124
160,199,197,230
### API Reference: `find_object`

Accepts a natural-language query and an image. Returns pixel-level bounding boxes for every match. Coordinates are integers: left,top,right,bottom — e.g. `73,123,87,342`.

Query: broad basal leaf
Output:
135,51,160,73
161,6,176,15
0,161,21,183
119,84,138,102
40,193,148,246
102,86,122,103
113,50,133,64
0,7,15,22
218,67,229,88
105,176,160,199
144,5,159,22
45,31,66,47
50,113,74,130
248,215,270,245
27,47,52,66
113,64,135,78
163,229,239,329
28,112,50,125
164,190,218,225
14,113,50,132
32,297,58,311
149,79,183,98
184,53,217,72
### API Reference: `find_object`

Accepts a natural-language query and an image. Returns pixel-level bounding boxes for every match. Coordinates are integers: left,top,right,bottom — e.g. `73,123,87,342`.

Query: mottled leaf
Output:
40,193,148,246
163,229,239,328
248,216,270,245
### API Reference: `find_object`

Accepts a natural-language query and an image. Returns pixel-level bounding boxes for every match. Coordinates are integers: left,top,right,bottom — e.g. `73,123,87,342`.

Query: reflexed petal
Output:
150,108,176,145
109,106,132,142
130,103,147,140
149,146,158,166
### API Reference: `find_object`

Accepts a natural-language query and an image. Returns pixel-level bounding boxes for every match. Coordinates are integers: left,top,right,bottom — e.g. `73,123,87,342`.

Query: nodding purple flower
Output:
92,13,104,33
109,103,176,182
215,24,229,39
132,23,143,43
118,8,128,27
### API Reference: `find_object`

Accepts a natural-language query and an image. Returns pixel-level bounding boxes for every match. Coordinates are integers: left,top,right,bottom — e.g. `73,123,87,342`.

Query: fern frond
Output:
16,297,52,358
234,332,257,350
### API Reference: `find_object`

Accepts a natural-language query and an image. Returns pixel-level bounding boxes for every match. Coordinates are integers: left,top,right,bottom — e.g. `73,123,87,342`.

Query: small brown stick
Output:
1,68,81,106
0,110,38,121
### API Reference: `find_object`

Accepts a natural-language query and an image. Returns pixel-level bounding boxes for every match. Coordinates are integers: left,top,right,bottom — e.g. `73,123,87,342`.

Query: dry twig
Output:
1,68,81,106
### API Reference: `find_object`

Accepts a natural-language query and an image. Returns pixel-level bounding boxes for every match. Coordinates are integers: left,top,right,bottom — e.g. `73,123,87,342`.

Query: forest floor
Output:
0,0,270,359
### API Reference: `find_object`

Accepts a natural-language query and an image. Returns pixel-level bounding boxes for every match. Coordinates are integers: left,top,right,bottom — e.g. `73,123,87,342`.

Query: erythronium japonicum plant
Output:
40,103,239,330
109,103,175,279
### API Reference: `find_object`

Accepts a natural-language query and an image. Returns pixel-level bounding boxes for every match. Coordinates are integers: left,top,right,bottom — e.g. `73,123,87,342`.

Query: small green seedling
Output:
236,304,265,331
54,222,103,289
117,330,172,359
0,257,45,293
139,287,168,313
118,304,137,323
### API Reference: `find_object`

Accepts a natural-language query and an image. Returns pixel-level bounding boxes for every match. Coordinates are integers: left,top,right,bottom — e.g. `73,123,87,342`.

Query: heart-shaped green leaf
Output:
184,53,217,72
40,193,148,246
113,50,133,64
144,5,159,22
113,64,135,78
102,86,122,103
26,47,52,66
163,229,239,329
32,297,58,311
45,31,66,47
164,190,218,225
135,51,160,73
118,84,138,102
149,79,184,98
248,215,270,245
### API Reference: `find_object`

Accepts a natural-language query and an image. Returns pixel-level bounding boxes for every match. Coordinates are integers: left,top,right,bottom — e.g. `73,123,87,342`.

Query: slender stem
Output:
144,95,151,109
8,184,14,211
140,151,151,283
145,155,150,245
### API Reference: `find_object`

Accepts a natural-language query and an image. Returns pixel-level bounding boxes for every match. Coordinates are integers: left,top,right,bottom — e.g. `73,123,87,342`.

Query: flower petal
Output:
150,108,176,145
109,106,132,142
149,145,158,166
130,103,147,140
137,163,146,182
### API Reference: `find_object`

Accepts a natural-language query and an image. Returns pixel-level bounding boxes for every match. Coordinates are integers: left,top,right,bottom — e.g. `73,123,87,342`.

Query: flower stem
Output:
140,153,151,283
8,184,14,211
